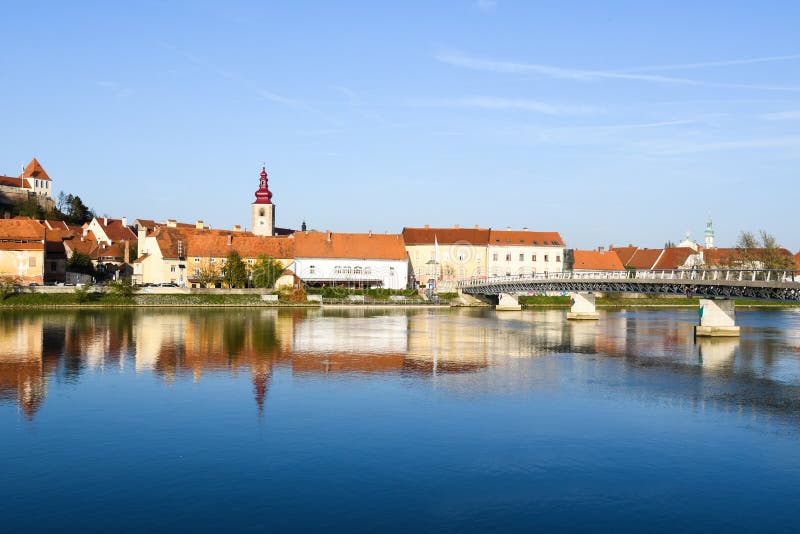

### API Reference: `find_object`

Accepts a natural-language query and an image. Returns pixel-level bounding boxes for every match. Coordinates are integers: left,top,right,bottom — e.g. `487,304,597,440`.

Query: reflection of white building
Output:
293,314,408,354
698,338,737,372
292,231,410,289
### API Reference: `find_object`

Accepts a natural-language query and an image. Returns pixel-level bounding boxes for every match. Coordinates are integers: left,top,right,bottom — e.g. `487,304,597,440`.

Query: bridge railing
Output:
457,269,799,287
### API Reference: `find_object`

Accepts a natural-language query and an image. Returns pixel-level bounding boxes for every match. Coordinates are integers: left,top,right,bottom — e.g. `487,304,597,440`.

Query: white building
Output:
292,231,410,290
486,229,565,276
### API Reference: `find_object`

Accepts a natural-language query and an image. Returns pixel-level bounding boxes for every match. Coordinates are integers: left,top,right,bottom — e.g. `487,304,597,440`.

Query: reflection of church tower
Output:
705,217,714,249
252,165,275,236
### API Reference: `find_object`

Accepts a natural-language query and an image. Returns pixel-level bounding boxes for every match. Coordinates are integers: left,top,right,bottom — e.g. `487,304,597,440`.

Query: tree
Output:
735,230,793,270
106,276,137,299
66,195,94,224
222,251,247,288
0,276,20,300
13,196,44,219
251,255,284,288
196,259,221,287
67,252,95,275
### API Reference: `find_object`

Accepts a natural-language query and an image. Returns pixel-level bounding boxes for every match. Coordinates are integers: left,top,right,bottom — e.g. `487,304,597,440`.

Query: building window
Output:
457,252,465,262
29,256,36,267
50,262,57,272
389,267,395,275
210,258,216,263
532,255,537,262
310,265,316,274
170,266,176,273
492,253,498,261
194,268,200,276
364,267,371,275
505,254,511,261
544,255,549,262
519,253,524,261
194,258,200,262
354,267,363,275
248,259,254,264
556,255,561,262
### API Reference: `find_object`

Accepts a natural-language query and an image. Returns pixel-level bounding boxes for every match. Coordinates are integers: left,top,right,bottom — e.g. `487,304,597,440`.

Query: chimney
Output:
522,227,529,232
82,226,88,238
598,246,605,253
506,226,511,231
326,230,332,243
137,226,146,256
475,224,479,229
167,219,177,228
124,240,130,263
368,230,373,237
227,234,233,246
122,216,128,227
424,224,429,229
233,225,241,232
454,224,459,229
103,217,108,226
196,220,204,230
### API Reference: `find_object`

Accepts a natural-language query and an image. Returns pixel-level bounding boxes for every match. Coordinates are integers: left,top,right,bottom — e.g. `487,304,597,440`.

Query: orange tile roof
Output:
92,242,127,261
20,158,50,181
402,227,490,245
94,218,137,242
154,227,295,259
653,247,696,270
44,220,70,231
0,175,25,188
488,229,564,247
704,247,794,267
294,231,407,260
610,246,638,266
572,250,625,271
625,248,663,269
0,219,45,240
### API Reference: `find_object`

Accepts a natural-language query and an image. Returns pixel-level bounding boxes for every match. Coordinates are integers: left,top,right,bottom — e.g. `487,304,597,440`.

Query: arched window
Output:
259,208,265,216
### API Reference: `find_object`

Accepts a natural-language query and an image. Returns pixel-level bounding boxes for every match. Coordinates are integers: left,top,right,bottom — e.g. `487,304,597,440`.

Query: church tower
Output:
704,217,714,249
252,165,275,236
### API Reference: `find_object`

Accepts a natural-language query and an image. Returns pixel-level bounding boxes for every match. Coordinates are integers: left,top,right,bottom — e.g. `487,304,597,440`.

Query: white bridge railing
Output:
458,269,800,288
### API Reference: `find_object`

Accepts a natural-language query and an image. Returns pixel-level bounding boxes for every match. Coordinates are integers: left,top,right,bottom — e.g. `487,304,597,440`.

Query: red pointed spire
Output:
253,164,273,204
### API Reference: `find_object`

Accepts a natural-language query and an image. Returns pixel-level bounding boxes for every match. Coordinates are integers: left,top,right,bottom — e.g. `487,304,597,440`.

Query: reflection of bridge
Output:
458,269,800,337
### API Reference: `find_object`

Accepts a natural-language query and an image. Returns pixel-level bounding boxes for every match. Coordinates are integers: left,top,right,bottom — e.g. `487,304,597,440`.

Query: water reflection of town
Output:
1,309,799,421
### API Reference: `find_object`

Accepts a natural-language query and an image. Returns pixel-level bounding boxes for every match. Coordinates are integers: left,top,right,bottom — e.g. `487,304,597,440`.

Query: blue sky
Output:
2,1,799,250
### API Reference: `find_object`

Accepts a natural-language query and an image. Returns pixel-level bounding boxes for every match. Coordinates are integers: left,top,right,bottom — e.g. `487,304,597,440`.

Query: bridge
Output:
458,269,800,337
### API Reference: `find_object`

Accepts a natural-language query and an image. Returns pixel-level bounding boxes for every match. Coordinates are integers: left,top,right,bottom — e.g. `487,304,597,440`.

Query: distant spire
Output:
253,164,273,205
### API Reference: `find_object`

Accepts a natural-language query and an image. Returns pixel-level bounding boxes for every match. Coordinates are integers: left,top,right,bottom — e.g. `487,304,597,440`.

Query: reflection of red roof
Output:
20,158,50,181
294,231,407,260
402,227,490,245
572,250,624,271
653,247,695,270
489,229,563,247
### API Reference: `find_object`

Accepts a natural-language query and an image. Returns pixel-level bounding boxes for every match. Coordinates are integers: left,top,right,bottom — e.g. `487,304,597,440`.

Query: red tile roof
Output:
610,246,638,266
94,218,137,242
625,248,663,270
20,158,50,181
652,247,696,270
572,250,625,271
488,229,563,247
154,227,295,260
294,231,407,260
0,175,25,188
402,227,490,245
704,247,794,267
0,219,45,240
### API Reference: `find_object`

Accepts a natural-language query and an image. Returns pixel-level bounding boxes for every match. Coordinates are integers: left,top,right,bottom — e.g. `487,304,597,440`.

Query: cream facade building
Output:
487,229,565,277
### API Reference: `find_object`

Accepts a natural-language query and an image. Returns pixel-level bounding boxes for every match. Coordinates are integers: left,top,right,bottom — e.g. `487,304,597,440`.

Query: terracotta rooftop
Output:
94,218,137,242
0,175,25,188
294,231,408,260
154,227,295,259
0,219,45,240
704,247,794,266
402,227,490,246
610,246,638,266
625,248,663,270
20,158,50,181
572,250,625,271
488,229,563,247
653,247,697,270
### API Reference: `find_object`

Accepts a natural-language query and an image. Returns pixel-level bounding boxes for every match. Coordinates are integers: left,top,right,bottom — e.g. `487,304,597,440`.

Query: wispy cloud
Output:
413,96,598,115
625,54,800,72
435,51,800,91
758,110,800,121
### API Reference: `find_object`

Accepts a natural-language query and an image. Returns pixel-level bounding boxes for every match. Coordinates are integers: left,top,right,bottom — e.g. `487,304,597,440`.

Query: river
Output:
1,308,800,531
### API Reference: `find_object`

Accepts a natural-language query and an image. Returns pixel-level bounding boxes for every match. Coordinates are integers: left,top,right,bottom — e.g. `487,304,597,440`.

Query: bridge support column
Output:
567,292,599,320
497,292,522,311
695,299,740,337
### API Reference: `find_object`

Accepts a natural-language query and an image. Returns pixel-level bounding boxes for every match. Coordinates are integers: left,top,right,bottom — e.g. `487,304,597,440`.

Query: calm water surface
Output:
2,307,800,532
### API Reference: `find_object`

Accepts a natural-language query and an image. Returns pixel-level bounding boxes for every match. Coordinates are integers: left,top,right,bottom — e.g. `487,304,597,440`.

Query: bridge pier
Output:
567,292,599,320
496,292,522,311
695,299,740,337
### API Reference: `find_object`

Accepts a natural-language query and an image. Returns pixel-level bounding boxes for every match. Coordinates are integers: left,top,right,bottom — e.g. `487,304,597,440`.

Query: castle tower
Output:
252,164,275,236
704,217,714,249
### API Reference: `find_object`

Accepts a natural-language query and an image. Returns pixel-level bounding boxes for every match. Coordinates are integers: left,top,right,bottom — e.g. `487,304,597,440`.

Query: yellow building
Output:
0,219,46,285
402,226,490,290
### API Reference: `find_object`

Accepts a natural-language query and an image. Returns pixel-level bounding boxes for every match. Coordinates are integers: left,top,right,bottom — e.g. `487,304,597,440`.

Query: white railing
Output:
457,269,800,288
